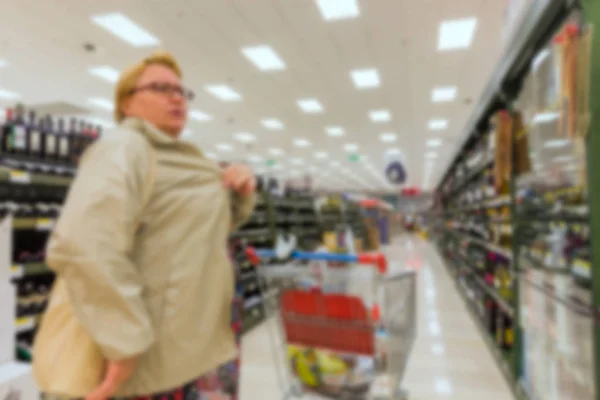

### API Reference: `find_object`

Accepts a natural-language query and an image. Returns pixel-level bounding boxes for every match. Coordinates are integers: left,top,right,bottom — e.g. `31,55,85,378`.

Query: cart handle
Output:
245,247,387,274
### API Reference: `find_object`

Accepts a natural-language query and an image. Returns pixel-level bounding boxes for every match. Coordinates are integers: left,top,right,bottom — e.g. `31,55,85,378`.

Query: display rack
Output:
434,1,598,399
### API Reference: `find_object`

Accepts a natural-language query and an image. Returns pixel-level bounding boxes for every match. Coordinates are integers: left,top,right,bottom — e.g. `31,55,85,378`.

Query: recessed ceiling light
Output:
181,129,193,138
205,85,242,102
386,148,403,156
544,139,570,148
234,132,256,143
297,98,323,113
316,0,360,21
205,152,218,160
344,143,358,152
432,86,458,102
216,143,233,152
261,118,284,130
87,97,114,111
325,126,344,137
0,60,7,68
369,110,391,123
428,119,448,130
241,45,286,71
248,154,263,163
88,66,120,83
532,112,560,124
380,133,397,143
293,138,311,147
438,18,478,51
350,68,380,89
315,151,328,159
291,158,304,165
0,89,20,99
91,13,159,48
268,147,284,156
427,138,443,147
189,109,212,122
426,152,438,159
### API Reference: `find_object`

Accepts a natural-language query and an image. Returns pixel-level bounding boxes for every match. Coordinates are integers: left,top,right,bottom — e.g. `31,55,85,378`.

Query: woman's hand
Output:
223,164,256,197
85,357,138,400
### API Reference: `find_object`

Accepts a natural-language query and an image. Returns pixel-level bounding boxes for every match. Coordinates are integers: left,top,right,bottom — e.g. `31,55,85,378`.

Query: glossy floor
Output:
239,235,514,399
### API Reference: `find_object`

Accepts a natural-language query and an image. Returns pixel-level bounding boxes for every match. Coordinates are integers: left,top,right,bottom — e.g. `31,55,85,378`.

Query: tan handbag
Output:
32,141,156,398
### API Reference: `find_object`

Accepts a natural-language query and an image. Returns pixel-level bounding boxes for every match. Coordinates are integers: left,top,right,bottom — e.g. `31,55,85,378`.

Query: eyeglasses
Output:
130,82,195,101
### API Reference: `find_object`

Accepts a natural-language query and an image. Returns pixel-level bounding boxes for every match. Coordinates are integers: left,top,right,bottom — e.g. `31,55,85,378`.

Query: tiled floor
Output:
239,235,514,399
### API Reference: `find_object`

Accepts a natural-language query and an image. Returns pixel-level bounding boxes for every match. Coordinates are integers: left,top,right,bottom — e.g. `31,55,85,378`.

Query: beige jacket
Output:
42,118,255,396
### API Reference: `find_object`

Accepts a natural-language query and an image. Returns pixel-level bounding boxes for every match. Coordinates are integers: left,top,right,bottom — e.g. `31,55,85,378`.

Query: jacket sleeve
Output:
46,131,155,361
230,191,257,231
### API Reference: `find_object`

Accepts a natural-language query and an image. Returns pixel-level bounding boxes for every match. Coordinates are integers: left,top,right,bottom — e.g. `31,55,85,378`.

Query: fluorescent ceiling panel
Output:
87,97,114,111
291,158,304,165
344,143,358,152
205,152,217,160
0,60,8,68
268,147,284,156
297,98,323,113
315,0,359,21
330,161,341,167
386,148,403,156
234,132,256,143
438,18,478,51
205,85,242,102
380,133,397,143
314,151,328,159
242,45,286,71
247,154,263,163
532,112,560,124
428,119,448,130
350,68,380,89
293,138,311,147
91,13,159,48
426,152,438,159
216,143,233,152
544,139,570,148
88,66,120,83
326,126,344,137
261,118,284,130
0,89,20,99
189,109,212,121
369,109,391,122
427,138,443,147
432,86,457,102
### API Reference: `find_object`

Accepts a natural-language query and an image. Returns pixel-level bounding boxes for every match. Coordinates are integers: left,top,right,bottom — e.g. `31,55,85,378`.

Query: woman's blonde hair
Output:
114,50,183,122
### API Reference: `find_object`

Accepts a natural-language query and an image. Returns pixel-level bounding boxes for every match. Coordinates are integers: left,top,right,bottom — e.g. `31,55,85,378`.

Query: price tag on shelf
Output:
9,170,31,184
35,218,55,231
15,316,35,333
572,259,591,279
10,265,23,279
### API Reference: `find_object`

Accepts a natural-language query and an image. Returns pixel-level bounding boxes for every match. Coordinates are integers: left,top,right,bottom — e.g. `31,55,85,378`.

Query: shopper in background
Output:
32,50,256,400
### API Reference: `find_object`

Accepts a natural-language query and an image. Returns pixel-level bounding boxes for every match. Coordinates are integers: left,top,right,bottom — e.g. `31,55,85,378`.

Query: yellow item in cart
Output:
288,346,350,388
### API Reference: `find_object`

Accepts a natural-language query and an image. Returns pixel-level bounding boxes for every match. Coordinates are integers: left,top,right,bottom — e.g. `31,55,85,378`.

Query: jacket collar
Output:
120,117,203,157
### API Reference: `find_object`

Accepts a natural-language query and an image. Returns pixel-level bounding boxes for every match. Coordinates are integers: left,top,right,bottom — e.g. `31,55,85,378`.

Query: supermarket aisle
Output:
239,235,514,399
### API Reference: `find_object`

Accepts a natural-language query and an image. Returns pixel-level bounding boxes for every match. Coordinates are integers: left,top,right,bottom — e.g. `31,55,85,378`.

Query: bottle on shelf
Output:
57,118,71,169
43,115,58,166
10,104,29,168
27,110,43,170
1,108,14,157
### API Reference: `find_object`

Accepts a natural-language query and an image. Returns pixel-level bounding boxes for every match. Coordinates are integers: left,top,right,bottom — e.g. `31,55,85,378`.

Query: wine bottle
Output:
27,110,42,166
0,108,14,156
57,118,70,168
11,104,28,166
43,115,58,164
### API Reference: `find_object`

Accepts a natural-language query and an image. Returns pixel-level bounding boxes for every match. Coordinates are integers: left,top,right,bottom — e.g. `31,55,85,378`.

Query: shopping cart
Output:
246,247,417,400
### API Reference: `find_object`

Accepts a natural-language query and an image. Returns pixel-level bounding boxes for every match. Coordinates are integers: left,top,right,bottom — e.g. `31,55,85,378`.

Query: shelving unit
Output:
434,1,598,399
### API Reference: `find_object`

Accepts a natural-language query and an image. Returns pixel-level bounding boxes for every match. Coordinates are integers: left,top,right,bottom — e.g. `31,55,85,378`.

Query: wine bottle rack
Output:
434,3,598,400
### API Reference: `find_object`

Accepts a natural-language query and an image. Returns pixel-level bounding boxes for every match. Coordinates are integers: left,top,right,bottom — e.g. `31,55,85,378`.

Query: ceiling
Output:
0,0,515,193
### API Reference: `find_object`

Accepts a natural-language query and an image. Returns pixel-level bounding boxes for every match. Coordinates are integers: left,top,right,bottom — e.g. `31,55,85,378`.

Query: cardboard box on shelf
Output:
0,362,39,399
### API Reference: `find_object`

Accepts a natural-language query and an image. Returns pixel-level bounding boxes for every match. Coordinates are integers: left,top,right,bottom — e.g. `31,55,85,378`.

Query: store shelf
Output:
0,167,73,187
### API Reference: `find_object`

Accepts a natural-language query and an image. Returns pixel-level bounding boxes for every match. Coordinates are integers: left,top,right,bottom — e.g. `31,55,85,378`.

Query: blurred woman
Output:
34,51,255,400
